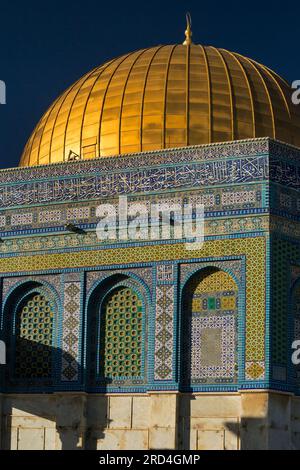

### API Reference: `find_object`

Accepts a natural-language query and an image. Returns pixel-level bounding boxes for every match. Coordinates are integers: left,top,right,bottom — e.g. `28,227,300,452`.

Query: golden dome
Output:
20,43,300,167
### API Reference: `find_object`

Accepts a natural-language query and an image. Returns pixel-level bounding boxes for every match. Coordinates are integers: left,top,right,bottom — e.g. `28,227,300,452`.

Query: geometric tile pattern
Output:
100,286,143,379
0,138,270,187
0,153,268,209
0,236,265,370
292,281,300,386
61,279,81,381
154,285,174,380
86,267,153,296
3,137,272,186
180,259,243,288
0,213,267,256
272,238,299,366
0,184,262,234
182,268,238,385
189,316,236,381
156,264,174,283
245,361,265,380
272,365,287,382
15,293,54,379
0,136,280,393
2,274,61,301
87,275,148,389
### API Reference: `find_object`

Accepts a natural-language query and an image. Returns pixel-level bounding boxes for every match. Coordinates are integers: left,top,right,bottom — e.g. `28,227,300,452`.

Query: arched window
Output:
181,268,238,386
14,290,55,379
99,285,143,379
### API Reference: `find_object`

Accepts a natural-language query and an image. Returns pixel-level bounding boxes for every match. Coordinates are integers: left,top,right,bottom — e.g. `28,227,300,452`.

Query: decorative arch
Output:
180,266,238,387
86,270,152,302
2,278,61,313
86,273,149,387
3,280,60,383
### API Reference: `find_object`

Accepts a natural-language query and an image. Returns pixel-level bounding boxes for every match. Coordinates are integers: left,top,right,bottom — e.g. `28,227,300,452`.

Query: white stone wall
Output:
1,391,300,450
179,393,240,450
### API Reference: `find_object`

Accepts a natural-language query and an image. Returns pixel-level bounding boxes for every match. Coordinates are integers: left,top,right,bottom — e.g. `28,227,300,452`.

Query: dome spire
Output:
183,12,193,45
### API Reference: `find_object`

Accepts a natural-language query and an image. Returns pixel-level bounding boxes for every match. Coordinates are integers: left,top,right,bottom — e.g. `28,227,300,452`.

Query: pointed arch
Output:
86,273,149,388
180,266,238,387
3,280,60,385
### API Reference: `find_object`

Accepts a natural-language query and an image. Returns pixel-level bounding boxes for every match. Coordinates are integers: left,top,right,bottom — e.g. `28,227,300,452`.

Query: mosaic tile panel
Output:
0,155,268,208
154,285,174,380
0,213,269,256
86,267,153,295
2,136,300,393
2,274,61,300
182,269,238,385
100,286,143,379
0,138,270,185
11,212,33,226
180,259,243,287
15,293,54,379
156,264,175,283
61,277,81,381
272,237,299,366
0,183,264,234
0,235,266,367
245,361,265,380
88,275,148,388
189,316,236,381
270,216,300,239
273,365,287,382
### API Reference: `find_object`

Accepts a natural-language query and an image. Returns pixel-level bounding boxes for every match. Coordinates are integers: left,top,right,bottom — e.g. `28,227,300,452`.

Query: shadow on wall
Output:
178,393,298,450
177,394,272,450
225,419,266,450
0,336,111,450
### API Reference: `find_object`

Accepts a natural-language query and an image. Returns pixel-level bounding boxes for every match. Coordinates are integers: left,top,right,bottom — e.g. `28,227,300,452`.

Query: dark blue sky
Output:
0,0,299,169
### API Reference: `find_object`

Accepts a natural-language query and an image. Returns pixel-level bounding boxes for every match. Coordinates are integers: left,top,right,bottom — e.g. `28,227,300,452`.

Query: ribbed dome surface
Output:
20,44,300,166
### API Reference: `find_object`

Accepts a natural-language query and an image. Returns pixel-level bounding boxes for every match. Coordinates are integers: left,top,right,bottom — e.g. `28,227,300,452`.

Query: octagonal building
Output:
1,24,300,450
